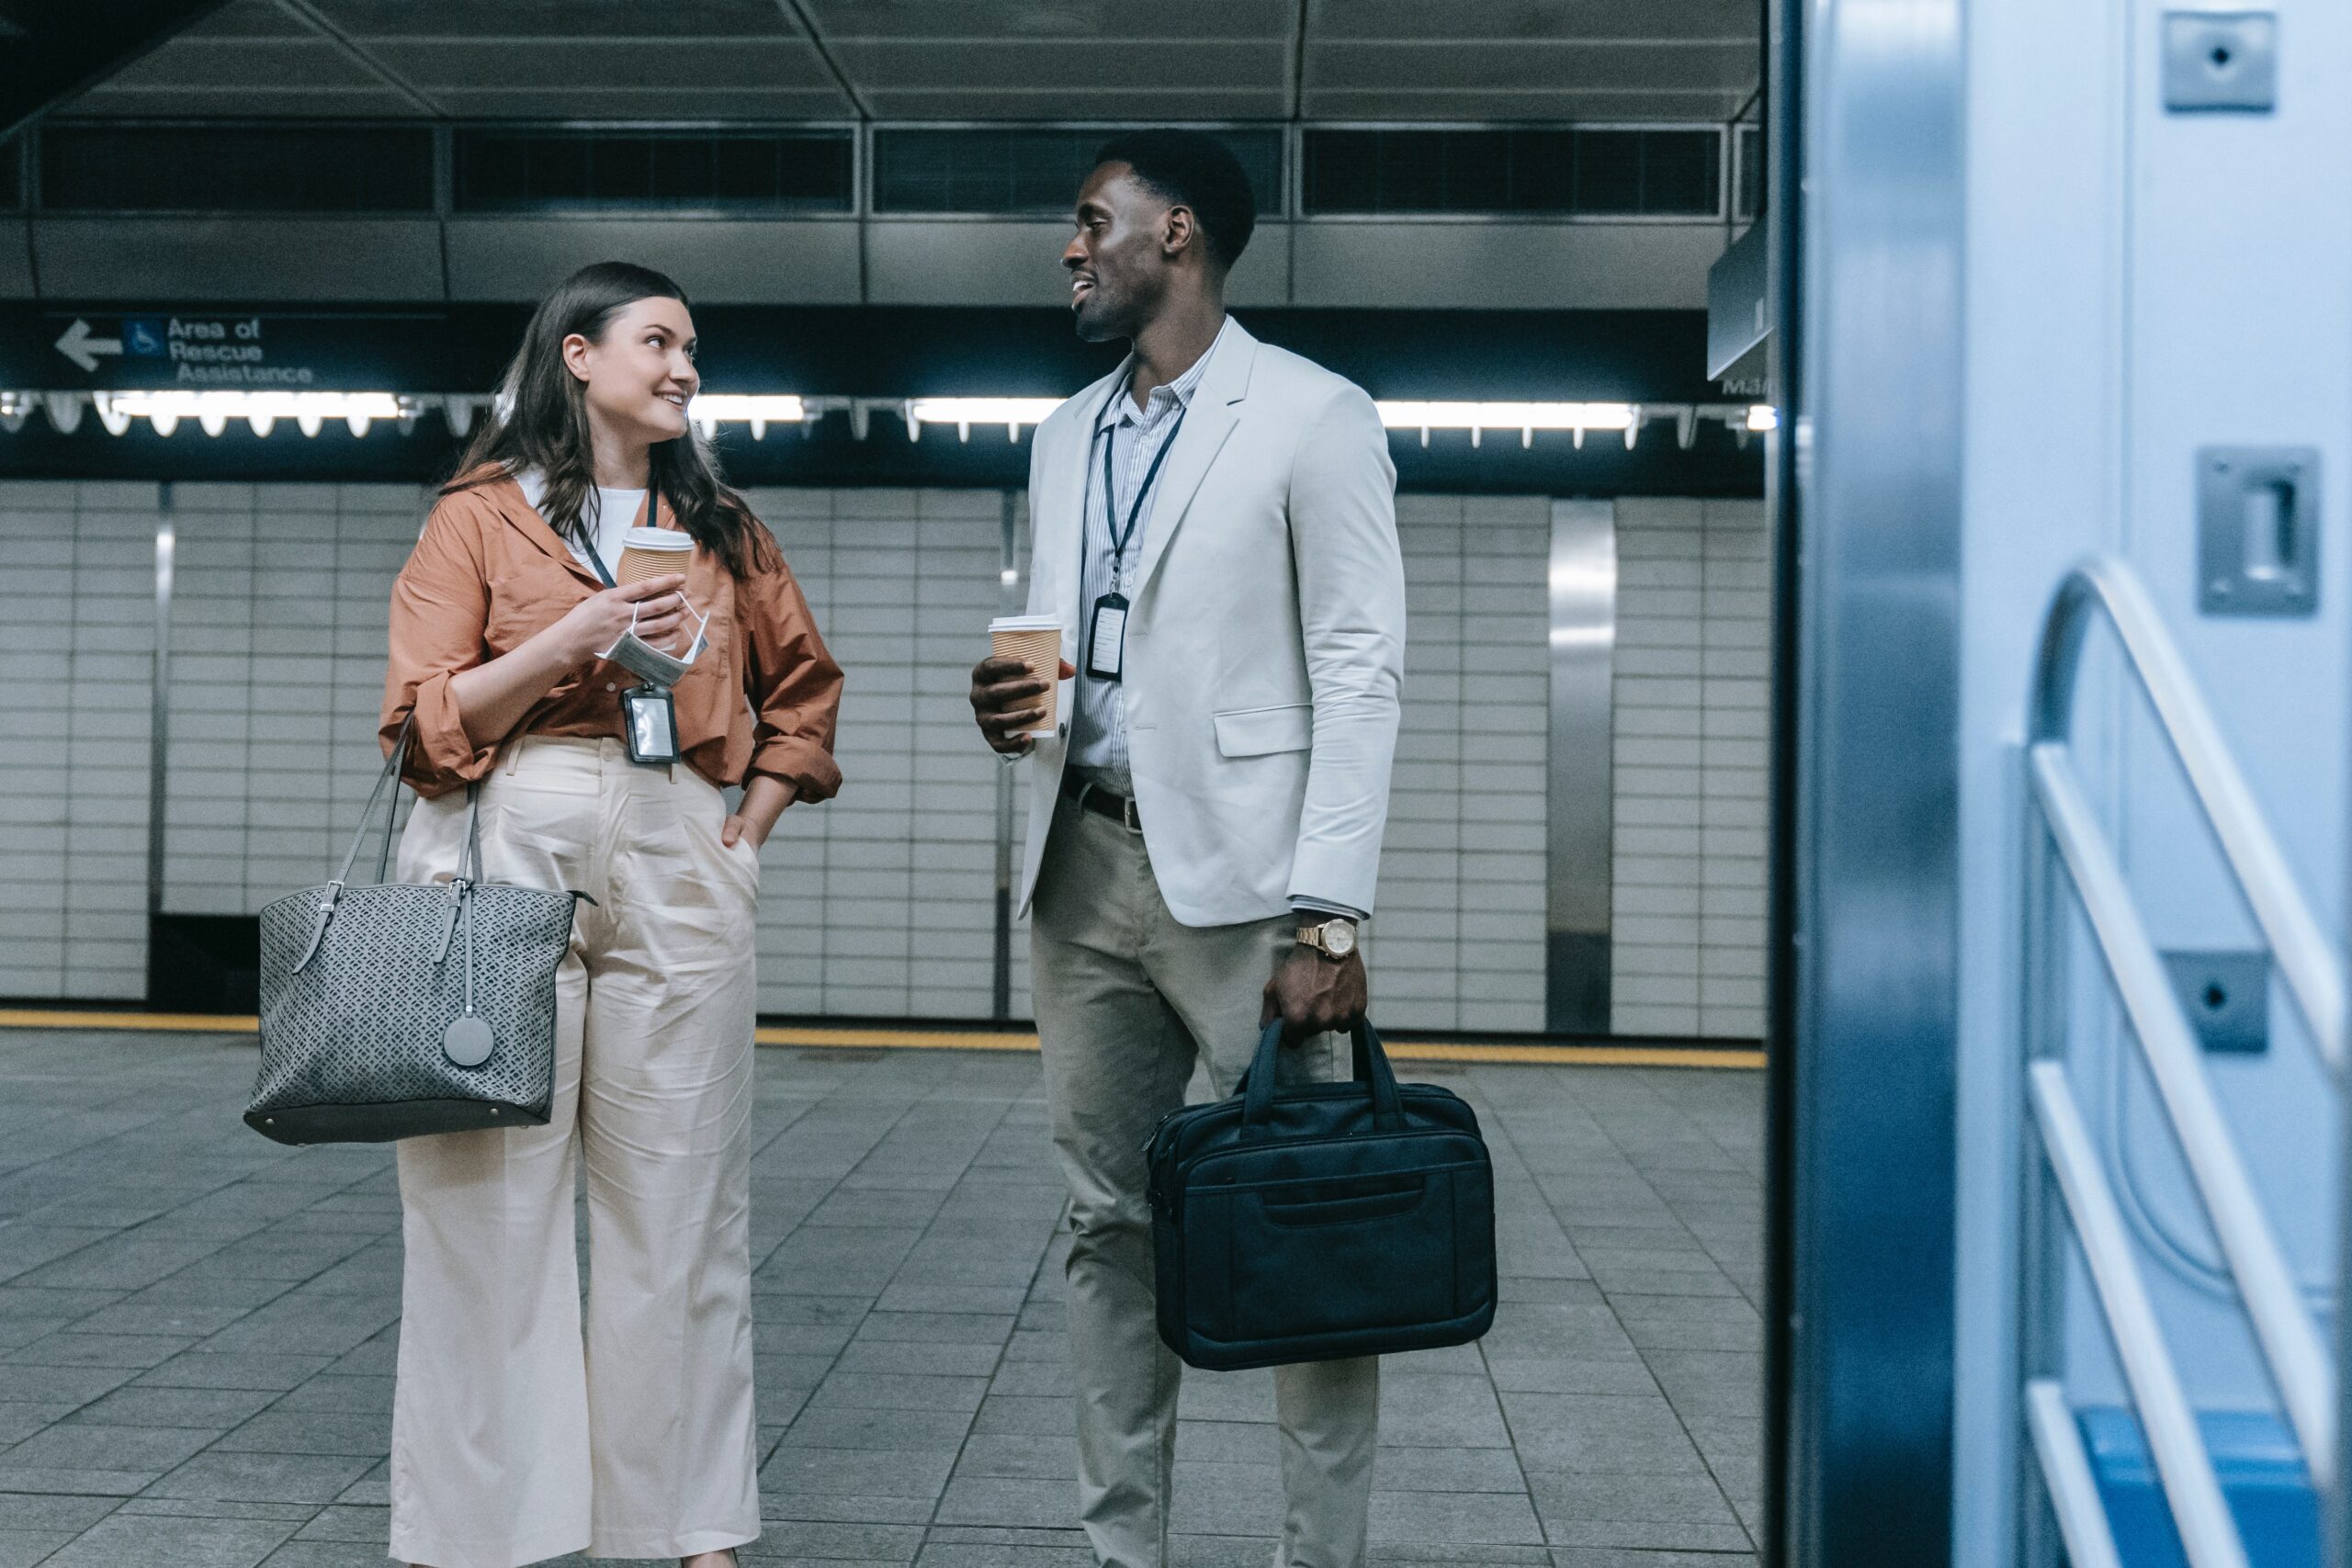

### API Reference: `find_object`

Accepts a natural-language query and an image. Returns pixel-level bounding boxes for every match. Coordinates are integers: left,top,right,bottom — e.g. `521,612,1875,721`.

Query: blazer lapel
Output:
1132,322,1256,598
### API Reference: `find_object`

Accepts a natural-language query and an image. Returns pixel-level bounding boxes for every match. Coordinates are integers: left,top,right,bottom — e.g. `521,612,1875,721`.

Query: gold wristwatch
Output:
1295,916,1358,961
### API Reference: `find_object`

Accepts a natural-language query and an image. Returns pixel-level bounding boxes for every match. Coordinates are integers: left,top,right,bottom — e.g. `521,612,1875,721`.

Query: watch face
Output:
1324,921,1356,958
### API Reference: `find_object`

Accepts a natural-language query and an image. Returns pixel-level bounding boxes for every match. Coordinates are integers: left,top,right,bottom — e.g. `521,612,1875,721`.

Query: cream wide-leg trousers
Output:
387,736,761,1568
1030,793,1381,1568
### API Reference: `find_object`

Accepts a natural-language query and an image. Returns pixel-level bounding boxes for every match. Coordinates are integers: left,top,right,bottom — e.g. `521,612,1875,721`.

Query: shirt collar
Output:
1097,315,1231,434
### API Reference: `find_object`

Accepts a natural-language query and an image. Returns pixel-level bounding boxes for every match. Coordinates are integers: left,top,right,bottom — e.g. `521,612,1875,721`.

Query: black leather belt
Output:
1062,772,1142,831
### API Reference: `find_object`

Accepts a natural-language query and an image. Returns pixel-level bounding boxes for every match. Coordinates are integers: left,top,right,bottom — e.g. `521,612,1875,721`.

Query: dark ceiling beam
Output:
0,0,238,141
274,0,444,118
776,0,868,120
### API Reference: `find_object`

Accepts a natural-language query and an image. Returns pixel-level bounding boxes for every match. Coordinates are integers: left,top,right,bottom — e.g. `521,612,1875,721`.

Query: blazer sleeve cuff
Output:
750,737,842,803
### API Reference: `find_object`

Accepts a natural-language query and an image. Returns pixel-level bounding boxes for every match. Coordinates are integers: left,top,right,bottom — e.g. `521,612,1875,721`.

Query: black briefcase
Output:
1146,1017,1497,1371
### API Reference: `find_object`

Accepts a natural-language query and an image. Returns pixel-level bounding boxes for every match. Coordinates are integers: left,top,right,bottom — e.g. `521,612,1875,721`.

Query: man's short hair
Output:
1090,130,1258,272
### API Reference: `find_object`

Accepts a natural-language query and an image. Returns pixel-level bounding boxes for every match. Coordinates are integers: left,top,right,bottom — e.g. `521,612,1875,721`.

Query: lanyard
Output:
581,484,664,590
1095,401,1187,580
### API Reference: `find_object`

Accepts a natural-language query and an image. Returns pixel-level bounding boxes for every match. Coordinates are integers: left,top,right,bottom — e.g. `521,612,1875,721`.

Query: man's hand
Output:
969,654,1075,755
1261,944,1369,1043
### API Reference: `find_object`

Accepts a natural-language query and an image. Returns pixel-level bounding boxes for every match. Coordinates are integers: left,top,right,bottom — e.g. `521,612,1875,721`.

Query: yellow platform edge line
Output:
0,1008,1765,1068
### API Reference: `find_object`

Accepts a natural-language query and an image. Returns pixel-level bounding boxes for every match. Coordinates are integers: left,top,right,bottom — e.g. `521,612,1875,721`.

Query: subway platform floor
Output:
0,1028,1763,1568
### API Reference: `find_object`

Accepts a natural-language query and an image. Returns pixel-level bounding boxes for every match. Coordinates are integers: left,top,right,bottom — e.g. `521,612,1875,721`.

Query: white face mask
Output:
599,596,710,689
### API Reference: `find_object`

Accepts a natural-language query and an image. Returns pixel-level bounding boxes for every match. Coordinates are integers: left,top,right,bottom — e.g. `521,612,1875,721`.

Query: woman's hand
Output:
723,775,798,850
554,572,691,663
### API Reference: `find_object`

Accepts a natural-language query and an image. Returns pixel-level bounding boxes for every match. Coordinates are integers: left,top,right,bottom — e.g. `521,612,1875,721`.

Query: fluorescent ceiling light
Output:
686,394,808,436
101,390,404,437
1375,400,1638,433
1747,405,1779,431
904,398,1063,441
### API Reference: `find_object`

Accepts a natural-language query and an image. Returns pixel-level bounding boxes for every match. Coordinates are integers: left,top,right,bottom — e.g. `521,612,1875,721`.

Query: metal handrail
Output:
2025,1377,2124,1568
2030,1065,2248,1568
2031,743,2335,1479
2019,554,2346,1562
2033,557,2347,1074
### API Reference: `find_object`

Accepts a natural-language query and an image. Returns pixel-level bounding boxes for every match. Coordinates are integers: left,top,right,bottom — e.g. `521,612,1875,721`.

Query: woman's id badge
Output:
1087,592,1128,682
621,684,682,764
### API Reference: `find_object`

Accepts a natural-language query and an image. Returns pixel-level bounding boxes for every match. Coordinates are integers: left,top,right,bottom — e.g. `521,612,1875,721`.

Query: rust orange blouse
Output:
380,470,843,802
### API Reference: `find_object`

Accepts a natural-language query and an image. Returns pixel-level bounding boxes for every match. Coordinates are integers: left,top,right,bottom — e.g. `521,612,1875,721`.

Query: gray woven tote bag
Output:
246,721,583,1145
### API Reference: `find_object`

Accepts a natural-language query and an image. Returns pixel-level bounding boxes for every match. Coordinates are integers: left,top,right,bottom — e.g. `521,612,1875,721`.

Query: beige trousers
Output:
388,736,761,1568
1030,794,1380,1568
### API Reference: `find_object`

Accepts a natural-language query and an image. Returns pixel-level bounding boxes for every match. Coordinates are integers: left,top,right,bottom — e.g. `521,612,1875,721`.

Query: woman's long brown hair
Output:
450,260,775,579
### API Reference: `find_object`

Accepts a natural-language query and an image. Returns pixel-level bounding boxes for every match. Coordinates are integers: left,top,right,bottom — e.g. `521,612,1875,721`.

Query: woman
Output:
379,261,842,1568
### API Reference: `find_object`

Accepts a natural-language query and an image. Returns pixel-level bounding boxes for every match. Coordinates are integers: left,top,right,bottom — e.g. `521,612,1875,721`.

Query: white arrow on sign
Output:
55,319,124,374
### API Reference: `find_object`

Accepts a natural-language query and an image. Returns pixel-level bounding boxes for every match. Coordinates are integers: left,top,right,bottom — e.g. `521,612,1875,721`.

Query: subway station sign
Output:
0,309,457,391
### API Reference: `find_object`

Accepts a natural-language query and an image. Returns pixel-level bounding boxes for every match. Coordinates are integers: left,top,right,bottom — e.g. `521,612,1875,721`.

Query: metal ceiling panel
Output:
1312,41,1758,95
829,40,1288,94
798,0,1292,42
860,89,1288,120
367,39,837,94
1310,0,1757,41
425,88,852,119
307,0,803,39
1306,91,1753,121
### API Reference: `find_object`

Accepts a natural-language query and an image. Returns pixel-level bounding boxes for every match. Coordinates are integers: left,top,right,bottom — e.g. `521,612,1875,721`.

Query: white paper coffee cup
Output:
989,615,1063,737
616,527,693,585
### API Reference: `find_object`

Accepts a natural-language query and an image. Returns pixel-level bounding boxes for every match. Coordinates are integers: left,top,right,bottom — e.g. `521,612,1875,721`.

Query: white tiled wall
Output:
1610,496,1770,1041
162,483,430,917
4,479,1767,1042
0,481,157,1000
1371,494,1551,1033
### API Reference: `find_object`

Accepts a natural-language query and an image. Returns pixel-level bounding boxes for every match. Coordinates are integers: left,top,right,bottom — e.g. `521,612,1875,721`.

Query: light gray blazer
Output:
1013,318,1407,927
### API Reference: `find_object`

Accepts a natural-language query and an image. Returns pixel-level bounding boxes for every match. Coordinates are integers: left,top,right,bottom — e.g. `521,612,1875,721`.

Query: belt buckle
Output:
1121,794,1141,833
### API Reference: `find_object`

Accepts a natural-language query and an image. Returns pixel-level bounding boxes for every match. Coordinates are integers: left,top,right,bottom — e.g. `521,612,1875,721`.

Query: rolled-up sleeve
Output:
741,551,844,802
380,496,499,796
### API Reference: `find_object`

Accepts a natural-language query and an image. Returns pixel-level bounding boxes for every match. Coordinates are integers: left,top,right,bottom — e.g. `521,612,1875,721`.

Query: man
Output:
967,130,1406,1568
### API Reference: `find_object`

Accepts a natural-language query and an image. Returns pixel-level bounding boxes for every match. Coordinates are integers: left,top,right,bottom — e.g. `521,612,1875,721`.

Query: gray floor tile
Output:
211,1409,390,1458
0,1035,1771,1566
39,1509,301,1568
143,1450,378,1506
132,1353,336,1392
0,1528,74,1567
65,1384,275,1431
5,1333,198,1371
1,1421,216,1474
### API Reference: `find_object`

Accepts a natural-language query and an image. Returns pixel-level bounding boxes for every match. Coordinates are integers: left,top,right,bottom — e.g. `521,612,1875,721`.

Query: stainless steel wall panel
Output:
0,226,38,299
1291,221,1723,310
443,219,861,305
32,218,447,300
863,218,1291,307
1547,498,1615,1033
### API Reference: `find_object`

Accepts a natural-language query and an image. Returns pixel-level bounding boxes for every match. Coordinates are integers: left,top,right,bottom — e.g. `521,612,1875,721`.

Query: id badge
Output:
621,684,682,764
1087,592,1129,683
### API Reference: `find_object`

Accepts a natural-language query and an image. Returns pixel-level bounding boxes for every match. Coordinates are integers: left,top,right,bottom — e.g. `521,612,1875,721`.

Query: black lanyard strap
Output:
1096,403,1188,576
582,484,667,590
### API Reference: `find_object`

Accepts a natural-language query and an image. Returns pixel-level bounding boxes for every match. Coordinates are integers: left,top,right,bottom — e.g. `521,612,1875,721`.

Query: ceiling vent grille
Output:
40,123,435,215
872,127,1283,216
453,129,854,214
1303,128,1722,218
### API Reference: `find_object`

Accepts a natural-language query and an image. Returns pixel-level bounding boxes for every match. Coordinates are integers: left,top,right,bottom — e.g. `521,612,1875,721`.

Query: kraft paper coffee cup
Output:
616,527,692,585
989,615,1062,737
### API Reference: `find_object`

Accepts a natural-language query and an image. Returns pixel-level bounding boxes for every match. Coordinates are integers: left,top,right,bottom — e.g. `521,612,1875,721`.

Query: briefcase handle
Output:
1240,1017,1405,1134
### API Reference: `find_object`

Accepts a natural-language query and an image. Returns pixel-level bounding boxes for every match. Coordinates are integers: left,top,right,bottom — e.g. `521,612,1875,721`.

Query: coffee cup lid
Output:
989,615,1061,632
624,527,691,549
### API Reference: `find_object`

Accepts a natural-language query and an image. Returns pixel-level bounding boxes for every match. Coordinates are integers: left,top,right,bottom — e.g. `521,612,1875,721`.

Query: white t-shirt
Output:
514,469,645,581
